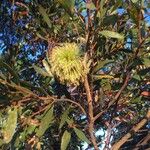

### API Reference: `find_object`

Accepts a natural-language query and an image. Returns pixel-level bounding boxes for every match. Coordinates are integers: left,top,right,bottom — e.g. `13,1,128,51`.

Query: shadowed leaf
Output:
36,106,54,137
38,5,52,29
59,107,70,129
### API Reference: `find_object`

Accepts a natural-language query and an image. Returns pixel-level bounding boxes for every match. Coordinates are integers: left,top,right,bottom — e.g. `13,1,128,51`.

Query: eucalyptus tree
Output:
0,0,150,149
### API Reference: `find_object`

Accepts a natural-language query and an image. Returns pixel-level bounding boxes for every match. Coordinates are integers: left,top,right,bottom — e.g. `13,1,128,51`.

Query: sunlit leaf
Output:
61,130,71,150
131,0,138,3
93,75,114,80
74,128,90,144
86,2,96,10
42,60,53,77
99,30,124,39
2,107,18,143
33,65,50,77
0,139,4,147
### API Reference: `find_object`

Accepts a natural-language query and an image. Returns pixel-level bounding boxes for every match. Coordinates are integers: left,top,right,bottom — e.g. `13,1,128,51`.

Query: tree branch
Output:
50,98,87,115
94,72,131,121
133,134,150,150
84,75,99,150
112,109,150,150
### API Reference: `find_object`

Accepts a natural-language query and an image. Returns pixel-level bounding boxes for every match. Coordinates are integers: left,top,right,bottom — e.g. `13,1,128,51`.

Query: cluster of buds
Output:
44,43,91,85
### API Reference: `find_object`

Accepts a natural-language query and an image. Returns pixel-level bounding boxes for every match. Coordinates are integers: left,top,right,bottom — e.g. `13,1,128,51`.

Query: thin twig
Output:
50,98,87,115
31,104,50,118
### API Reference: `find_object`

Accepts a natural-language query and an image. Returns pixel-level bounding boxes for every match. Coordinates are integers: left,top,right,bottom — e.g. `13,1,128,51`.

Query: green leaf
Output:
0,139,4,147
0,61,19,84
130,97,142,104
36,32,47,40
59,107,70,129
2,107,18,143
61,130,71,150
36,106,54,137
100,0,105,9
74,128,90,144
32,65,50,77
93,75,114,80
97,0,106,19
109,0,122,14
42,60,53,77
132,74,141,81
26,125,36,135
93,60,113,73
142,58,150,67
99,30,124,39
101,79,112,91
131,0,138,3
20,80,49,96
66,118,74,126
0,72,6,80
57,0,75,14
128,3,138,23
38,5,52,29
86,2,96,10
103,15,118,26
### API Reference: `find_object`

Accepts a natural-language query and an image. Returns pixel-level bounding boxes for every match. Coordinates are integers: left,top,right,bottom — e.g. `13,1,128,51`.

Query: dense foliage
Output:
0,0,150,149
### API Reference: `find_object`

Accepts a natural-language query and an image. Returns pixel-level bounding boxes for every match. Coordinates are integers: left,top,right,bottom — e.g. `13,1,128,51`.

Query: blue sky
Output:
0,1,150,54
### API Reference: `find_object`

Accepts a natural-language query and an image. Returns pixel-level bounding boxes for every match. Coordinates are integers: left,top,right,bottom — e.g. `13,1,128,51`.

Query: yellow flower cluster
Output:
46,43,90,85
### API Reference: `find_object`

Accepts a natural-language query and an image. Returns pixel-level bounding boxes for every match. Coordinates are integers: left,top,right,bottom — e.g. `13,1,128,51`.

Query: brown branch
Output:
133,134,150,150
104,124,112,150
74,8,85,24
19,96,86,118
114,72,131,100
112,109,150,150
134,7,146,58
134,33,150,58
84,75,99,150
137,8,142,44
0,79,38,97
31,104,50,118
50,98,87,115
94,72,131,121
93,0,100,23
